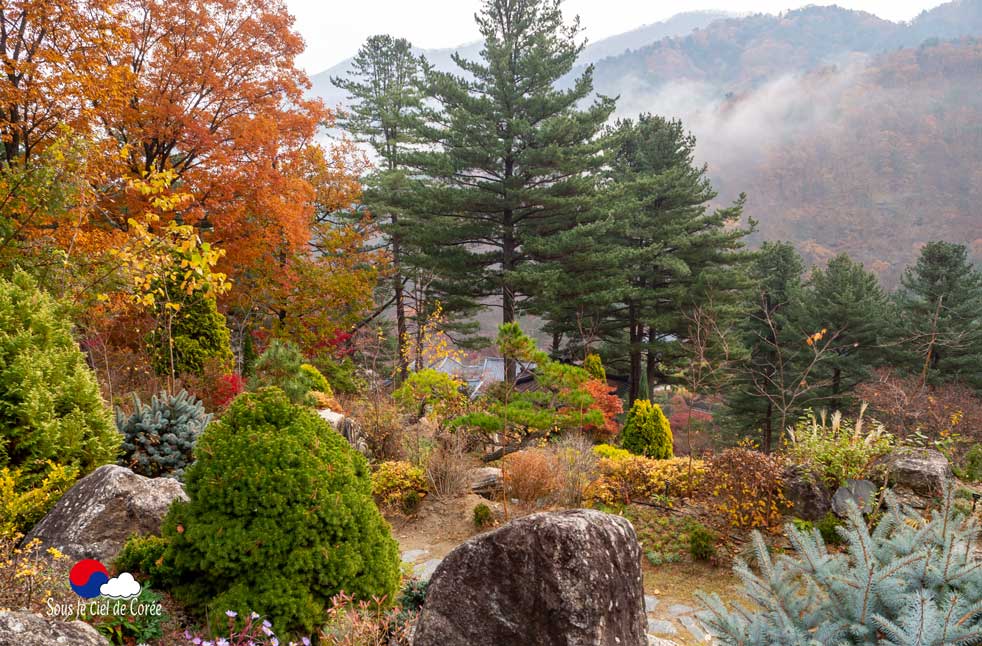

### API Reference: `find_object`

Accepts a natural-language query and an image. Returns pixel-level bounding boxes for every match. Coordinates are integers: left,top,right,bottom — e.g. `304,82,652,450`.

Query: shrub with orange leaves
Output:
503,450,560,508
704,447,790,531
582,379,624,440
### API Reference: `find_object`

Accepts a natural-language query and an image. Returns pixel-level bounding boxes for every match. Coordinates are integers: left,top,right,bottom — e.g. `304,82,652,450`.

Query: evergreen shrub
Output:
116,389,210,479
621,399,673,459
0,271,118,488
162,388,400,637
699,485,982,645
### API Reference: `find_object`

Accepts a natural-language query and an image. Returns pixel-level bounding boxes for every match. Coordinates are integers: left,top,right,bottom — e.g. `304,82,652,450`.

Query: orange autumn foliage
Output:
582,379,623,440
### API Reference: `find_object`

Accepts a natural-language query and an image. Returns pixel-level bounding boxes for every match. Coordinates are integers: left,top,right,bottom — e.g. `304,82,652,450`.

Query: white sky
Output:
286,0,950,73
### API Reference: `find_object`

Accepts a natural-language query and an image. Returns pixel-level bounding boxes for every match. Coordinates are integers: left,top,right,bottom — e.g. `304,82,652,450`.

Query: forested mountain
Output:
315,0,982,285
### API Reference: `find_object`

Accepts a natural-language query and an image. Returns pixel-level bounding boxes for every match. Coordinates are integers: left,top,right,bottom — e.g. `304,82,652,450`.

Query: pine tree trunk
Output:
503,206,517,385
763,400,773,453
391,216,409,380
628,304,641,404
645,327,657,400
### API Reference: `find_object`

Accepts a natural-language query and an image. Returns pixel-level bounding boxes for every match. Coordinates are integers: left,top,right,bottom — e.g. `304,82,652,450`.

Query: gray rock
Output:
414,509,647,646
23,465,186,562
644,595,660,613
401,549,429,564
784,465,832,521
667,604,695,616
872,448,952,506
0,611,109,646
413,558,443,581
469,467,503,499
646,619,677,635
832,479,877,516
647,637,678,646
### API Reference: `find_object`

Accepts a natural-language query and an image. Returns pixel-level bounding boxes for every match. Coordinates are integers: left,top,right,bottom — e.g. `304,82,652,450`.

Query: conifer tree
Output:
534,114,750,401
723,242,806,450
408,0,614,382
798,253,891,406
699,485,982,646
895,241,982,390
333,35,426,378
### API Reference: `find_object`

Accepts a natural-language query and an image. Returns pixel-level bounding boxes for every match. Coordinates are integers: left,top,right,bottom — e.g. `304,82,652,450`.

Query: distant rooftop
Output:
431,356,535,398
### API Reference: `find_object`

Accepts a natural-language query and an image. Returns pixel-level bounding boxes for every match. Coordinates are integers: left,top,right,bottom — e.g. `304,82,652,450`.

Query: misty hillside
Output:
313,0,982,283
310,10,731,108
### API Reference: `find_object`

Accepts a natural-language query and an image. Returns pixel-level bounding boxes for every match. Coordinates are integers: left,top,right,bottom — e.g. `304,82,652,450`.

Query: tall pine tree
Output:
533,114,750,402
895,241,982,389
333,35,426,378
408,0,614,382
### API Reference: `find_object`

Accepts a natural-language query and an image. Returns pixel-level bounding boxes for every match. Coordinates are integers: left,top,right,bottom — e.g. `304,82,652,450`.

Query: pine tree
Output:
620,399,673,459
698,484,982,646
895,241,982,390
723,242,806,451
408,0,614,382
333,35,426,378
798,253,891,407
536,114,750,402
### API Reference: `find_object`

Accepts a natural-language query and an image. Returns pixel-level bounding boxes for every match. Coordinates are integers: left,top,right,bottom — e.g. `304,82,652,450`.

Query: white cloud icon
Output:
99,572,142,599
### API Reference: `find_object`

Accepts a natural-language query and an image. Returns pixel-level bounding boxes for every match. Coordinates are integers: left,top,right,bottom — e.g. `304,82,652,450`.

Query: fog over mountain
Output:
312,0,982,283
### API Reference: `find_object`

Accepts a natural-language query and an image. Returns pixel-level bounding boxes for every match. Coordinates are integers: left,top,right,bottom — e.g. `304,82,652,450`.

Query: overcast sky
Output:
285,0,950,73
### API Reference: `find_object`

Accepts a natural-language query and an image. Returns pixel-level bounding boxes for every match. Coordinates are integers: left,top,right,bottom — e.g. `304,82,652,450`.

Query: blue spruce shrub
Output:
162,387,400,638
117,390,210,479
698,484,982,645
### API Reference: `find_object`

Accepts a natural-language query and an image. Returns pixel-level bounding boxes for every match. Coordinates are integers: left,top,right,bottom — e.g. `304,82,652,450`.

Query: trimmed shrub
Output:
583,353,606,381
621,399,673,459
300,363,332,394
392,369,466,424
592,443,632,461
371,460,428,511
958,443,982,483
116,389,210,479
0,271,118,488
162,388,400,637
114,534,173,587
585,456,705,506
148,290,233,378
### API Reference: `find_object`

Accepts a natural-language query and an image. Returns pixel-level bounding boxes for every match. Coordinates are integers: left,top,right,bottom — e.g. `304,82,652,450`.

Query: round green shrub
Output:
583,353,606,382
473,503,494,529
116,389,210,479
620,399,674,459
959,444,982,483
299,363,332,396
148,290,232,378
114,534,174,588
162,388,400,637
0,270,118,488
688,524,717,561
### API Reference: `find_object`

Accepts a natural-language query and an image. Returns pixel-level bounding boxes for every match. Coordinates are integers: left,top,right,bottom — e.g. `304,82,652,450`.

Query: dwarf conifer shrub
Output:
162,388,400,638
0,271,117,488
621,399,673,459
698,485,982,645
248,339,310,404
148,290,233,378
116,390,210,479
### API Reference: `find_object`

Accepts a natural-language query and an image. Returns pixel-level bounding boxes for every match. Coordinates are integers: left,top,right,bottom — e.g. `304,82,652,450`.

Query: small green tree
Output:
162,388,400,637
392,369,466,424
583,353,606,382
148,289,232,378
453,323,602,461
698,485,982,645
620,399,673,459
248,339,310,404
0,270,118,488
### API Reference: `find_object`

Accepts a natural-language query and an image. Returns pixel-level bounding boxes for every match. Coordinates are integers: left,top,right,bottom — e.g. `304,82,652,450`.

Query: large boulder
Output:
0,611,109,646
783,465,832,521
871,448,953,507
23,465,186,562
414,508,646,646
